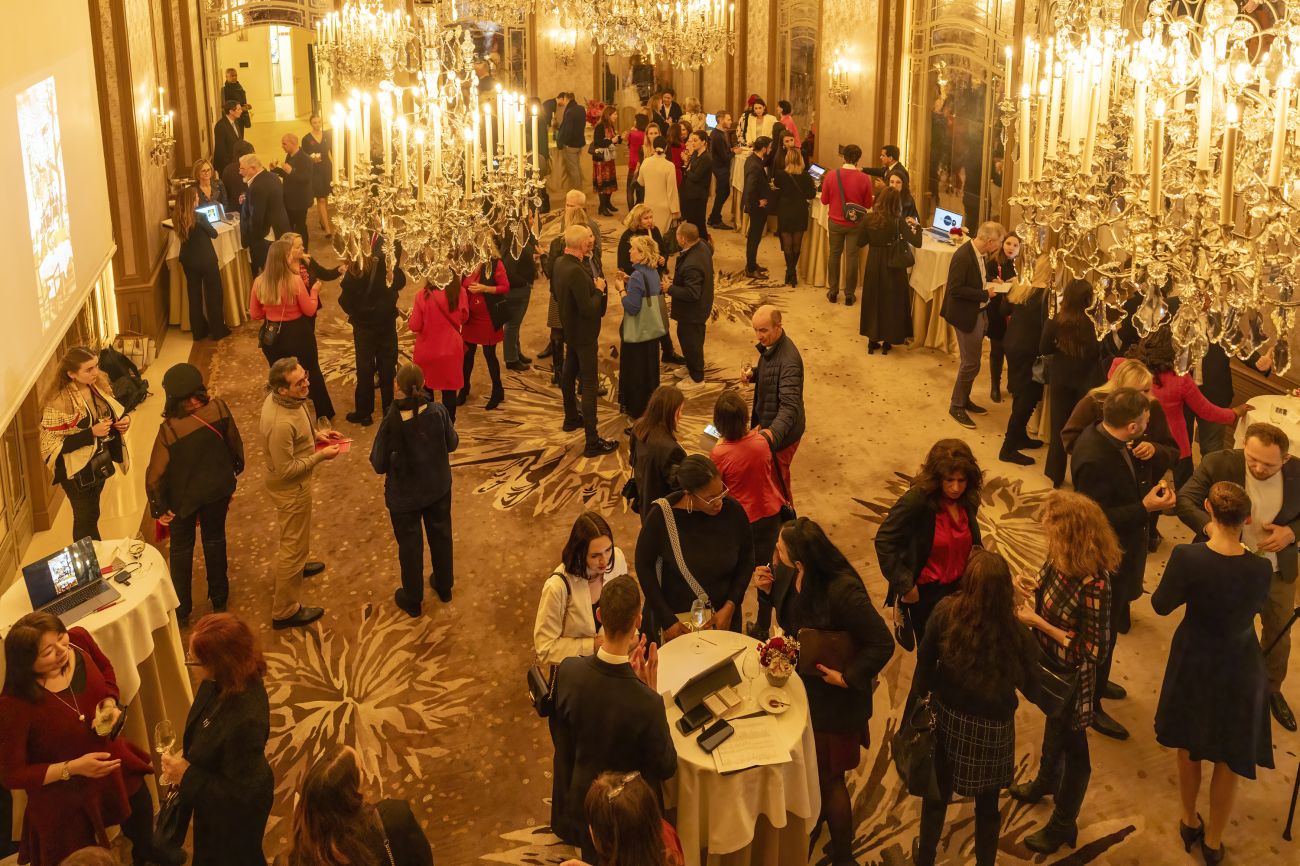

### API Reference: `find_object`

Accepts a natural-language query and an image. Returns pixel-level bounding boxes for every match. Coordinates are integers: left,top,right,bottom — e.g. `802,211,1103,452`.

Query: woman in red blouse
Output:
408,277,470,423
458,256,511,411
0,613,154,866
874,439,984,642
710,390,787,563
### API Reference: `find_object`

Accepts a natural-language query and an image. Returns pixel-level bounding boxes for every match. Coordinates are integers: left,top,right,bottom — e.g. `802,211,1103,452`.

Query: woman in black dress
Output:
907,549,1040,866
1041,278,1104,486
172,187,229,341
760,518,893,866
634,455,753,641
1152,481,1272,864
983,232,1021,403
772,147,815,286
888,171,920,222
630,385,685,518
289,746,434,866
161,614,273,866
301,113,334,237
998,253,1048,465
859,187,922,354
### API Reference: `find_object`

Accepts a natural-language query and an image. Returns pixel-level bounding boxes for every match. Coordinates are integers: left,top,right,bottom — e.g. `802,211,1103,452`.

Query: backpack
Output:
98,346,150,412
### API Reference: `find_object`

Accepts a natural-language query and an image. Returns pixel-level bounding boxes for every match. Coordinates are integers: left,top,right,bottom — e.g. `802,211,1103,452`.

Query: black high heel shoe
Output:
868,342,879,355
1179,814,1204,853
881,342,892,355
1199,839,1225,865
1024,820,1077,855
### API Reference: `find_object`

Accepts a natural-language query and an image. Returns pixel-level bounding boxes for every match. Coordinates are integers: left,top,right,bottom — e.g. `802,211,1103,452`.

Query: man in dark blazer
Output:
667,222,714,385
742,136,772,278
651,88,684,128
271,133,315,248
1177,421,1300,731
222,68,251,129
1071,388,1176,740
550,575,677,862
679,131,713,242
554,92,587,194
940,221,1004,428
555,224,617,457
213,100,245,173
707,110,737,230
862,143,909,187
238,154,291,276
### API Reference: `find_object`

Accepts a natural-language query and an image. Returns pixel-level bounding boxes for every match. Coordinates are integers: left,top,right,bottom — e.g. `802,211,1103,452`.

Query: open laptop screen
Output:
197,203,224,225
931,207,964,232
23,538,99,609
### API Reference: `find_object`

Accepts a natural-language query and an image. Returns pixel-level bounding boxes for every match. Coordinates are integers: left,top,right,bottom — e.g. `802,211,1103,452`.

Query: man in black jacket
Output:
551,574,676,861
212,100,244,173
555,225,617,456
222,68,251,130
707,110,737,230
339,237,404,425
1177,422,1300,731
555,92,587,195
1071,388,1176,740
271,133,315,249
862,143,909,187
651,89,683,128
680,131,713,242
743,305,804,494
940,221,1004,428
668,222,714,385
742,136,772,277
238,154,291,275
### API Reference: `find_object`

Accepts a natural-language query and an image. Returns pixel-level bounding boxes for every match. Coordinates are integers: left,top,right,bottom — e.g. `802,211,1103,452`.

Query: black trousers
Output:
1093,585,1130,712
432,388,458,424
121,782,156,866
682,197,710,242
389,490,454,603
1045,379,1088,485
352,323,398,416
676,321,706,383
463,343,503,395
183,262,229,340
745,212,765,270
169,496,231,618
708,171,731,224
1003,350,1043,446
561,342,600,444
917,790,1000,866
61,478,105,543
287,207,309,248
1036,716,1092,828
903,580,960,645
260,317,335,419
249,237,272,276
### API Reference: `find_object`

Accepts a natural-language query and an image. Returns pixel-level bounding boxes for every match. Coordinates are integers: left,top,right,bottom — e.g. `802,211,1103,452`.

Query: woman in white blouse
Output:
738,97,778,148
637,136,681,237
533,511,629,666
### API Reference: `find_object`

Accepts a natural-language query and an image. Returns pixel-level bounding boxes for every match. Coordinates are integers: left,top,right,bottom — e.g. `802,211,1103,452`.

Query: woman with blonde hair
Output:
540,190,606,379
173,186,229,340
1012,491,1122,854
192,158,225,207
680,96,708,138
637,136,680,236
617,203,681,367
772,146,815,286
618,237,668,420
39,348,131,542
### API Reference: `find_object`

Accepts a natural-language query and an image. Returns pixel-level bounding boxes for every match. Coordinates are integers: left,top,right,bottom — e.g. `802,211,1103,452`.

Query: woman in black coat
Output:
998,255,1048,465
629,385,686,519
759,518,893,866
772,148,816,286
173,187,229,341
1041,278,1104,486
161,614,273,866
983,232,1021,403
859,187,922,353
1152,481,1272,864
874,439,983,643
289,746,434,866
339,237,405,425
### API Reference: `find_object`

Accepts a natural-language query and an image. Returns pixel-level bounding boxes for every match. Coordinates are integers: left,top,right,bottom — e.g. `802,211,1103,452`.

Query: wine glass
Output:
689,600,708,634
154,720,176,785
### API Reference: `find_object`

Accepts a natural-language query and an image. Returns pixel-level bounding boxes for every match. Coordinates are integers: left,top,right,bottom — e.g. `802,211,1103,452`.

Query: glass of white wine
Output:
154,719,176,785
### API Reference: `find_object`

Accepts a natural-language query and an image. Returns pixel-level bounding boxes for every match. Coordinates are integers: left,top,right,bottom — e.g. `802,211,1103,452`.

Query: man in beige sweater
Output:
260,356,343,628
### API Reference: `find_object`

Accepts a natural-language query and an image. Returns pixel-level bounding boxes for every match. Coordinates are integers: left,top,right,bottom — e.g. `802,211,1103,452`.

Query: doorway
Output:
270,25,296,120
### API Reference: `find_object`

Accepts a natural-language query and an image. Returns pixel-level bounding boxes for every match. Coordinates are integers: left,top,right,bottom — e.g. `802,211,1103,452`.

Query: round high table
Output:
659,630,820,866
163,217,253,333
1,540,193,841
1234,393,1300,446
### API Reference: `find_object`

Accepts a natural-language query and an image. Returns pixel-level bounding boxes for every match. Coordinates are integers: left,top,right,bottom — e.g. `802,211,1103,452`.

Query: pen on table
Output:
93,600,121,613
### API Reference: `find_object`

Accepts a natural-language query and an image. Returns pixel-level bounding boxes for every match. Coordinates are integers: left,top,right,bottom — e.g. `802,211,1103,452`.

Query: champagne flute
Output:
154,720,176,785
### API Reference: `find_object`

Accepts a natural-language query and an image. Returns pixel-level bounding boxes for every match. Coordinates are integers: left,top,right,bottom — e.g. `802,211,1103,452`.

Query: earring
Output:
686,497,694,514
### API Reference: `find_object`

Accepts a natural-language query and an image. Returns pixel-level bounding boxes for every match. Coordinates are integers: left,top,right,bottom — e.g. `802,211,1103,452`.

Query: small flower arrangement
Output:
757,635,799,683
949,225,966,240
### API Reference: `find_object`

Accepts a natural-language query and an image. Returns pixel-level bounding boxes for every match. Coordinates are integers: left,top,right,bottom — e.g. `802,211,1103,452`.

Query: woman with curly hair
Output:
1041,279,1104,486
1011,491,1122,854
874,438,984,642
907,549,1041,866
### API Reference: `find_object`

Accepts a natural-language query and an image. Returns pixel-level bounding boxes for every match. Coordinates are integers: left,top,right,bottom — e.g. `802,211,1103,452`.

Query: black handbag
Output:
258,319,282,349
79,443,115,488
661,219,683,257
1031,354,1052,385
479,261,512,330
526,572,570,717
889,219,916,269
836,169,868,224
620,477,641,514
890,694,943,800
1030,566,1082,719
152,786,192,866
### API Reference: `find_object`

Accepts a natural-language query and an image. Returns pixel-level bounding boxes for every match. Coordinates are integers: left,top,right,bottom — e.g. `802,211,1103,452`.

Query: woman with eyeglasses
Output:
160,613,273,866
0,612,155,866
534,512,629,667
635,455,754,641
559,771,685,866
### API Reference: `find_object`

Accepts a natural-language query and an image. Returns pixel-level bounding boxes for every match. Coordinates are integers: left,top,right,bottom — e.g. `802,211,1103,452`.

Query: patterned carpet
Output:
195,210,1300,866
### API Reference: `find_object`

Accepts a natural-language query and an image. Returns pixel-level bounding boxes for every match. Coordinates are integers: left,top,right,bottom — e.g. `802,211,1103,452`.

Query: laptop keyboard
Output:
46,582,110,616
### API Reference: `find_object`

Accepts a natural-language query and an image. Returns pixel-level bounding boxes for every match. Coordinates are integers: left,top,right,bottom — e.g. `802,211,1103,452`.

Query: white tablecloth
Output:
163,218,253,332
660,631,820,866
1235,394,1300,446
909,236,961,302
165,218,244,268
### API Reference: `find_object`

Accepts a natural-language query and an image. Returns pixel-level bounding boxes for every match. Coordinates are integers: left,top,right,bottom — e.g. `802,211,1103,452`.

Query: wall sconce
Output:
829,52,858,107
550,27,578,67
150,86,175,166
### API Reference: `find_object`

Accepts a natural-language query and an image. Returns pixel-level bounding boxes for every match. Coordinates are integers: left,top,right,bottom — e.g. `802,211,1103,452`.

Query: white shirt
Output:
532,548,629,666
596,647,631,665
1244,470,1284,568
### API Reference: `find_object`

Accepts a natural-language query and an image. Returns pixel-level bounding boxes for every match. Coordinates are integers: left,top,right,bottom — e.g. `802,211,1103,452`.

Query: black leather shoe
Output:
949,407,976,429
964,401,988,414
345,412,373,426
1270,692,1298,731
868,342,879,355
1091,707,1131,740
272,606,325,629
826,289,838,304
1024,820,1077,855
1018,437,1045,449
1200,839,1225,865
433,582,453,603
303,561,326,578
537,344,554,359
506,360,531,372
1008,778,1054,804
583,437,619,457
663,353,688,365
1179,814,1204,853
1102,680,1127,700
562,417,584,432
990,382,1002,403
999,447,1034,465
394,588,421,618
844,294,857,307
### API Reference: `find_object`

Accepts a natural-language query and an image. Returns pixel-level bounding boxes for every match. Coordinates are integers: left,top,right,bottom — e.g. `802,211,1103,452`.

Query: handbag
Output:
796,628,855,677
152,785,192,866
890,694,944,800
836,169,869,224
79,442,115,488
1031,354,1052,385
1030,567,1082,719
621,280,668,343
888,218,916,269
661,219,683,257
258,319,282,349
526,571,570,717
653,497,712,634
620,477,641,514
478,261,511,330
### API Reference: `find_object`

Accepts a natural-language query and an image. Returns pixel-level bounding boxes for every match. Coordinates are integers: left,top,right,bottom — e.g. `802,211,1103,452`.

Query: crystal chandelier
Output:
315,0,421,90
1010,0,1300,374
326,11,543,286
550,0,734,66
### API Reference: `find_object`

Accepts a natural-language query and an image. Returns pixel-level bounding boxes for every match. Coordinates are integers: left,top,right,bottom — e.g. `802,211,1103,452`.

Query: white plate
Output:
757,686,791,715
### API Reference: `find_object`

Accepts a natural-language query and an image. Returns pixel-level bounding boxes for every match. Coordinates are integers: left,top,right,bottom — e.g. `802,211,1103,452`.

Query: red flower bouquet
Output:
757,635,800,684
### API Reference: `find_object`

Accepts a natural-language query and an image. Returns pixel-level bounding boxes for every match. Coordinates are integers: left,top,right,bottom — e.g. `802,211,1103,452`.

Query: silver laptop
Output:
926,206,964,240
808,163,826,187
197,202,226,224
22,538,120,626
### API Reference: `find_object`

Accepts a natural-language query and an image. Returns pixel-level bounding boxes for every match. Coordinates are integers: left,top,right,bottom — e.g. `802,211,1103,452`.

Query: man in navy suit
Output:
940,221,1005,428
238,154,291,275
212,100,244,173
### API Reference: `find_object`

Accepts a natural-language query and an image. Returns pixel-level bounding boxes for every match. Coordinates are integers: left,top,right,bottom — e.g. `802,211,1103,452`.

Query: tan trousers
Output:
1262,571,1298,691
267,479,312,621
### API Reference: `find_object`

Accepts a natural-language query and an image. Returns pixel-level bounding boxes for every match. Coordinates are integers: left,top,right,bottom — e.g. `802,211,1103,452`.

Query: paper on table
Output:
657,635,743,696
711,715,791,774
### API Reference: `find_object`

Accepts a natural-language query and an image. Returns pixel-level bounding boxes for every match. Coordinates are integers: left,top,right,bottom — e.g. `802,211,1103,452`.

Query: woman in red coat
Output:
0,613,155,866
408,278,469,423
459,258,510,410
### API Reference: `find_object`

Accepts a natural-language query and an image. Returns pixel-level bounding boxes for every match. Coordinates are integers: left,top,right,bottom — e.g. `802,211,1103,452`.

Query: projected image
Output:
17,77,76,330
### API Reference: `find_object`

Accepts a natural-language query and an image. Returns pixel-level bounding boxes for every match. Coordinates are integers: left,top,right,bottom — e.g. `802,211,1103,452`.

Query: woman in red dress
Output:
459,257,510,411
0,613,155,866
408,277,470,423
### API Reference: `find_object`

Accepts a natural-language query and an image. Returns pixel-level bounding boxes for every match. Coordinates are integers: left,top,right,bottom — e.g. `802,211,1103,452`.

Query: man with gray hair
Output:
239,152,290,275
260,356,344,629
554,224,617,456
940,220,1005,428
742,304,804,495
271,133,314,247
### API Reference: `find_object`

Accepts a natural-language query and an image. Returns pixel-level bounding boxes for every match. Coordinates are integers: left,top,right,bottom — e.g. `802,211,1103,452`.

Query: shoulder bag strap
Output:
192,412,225,441
653,498,710,604
376,812,397,866
835,168,847,205
549,570,571,639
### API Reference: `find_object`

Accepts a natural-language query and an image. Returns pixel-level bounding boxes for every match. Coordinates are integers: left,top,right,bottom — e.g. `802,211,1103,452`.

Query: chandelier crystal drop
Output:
550,0,735,67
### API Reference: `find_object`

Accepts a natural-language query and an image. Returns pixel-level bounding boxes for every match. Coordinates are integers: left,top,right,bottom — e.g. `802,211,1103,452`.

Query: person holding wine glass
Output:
160,613,273,865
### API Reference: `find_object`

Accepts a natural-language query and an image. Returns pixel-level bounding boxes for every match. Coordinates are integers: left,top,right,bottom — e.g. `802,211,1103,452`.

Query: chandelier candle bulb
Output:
1134,78,1147,174
1221,103,1237,226
1196,71,1214,172
432,104,442,180
1270,84,1290,188
484,104,494,169
532,105,540,174
398,118,408,188
1082,73,1099,169
1033,80,1048,180
1048,62,1063,160
464,126,473,196
1004,45,1013,100
415,128,425,201
1018,83,1032,186
1151,99,1166,217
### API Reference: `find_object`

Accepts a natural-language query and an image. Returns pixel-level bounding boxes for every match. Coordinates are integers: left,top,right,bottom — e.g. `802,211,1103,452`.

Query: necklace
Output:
42,662,85,721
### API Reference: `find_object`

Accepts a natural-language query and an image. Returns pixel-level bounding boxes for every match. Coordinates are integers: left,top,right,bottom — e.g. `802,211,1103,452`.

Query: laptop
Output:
22,538,120,626
196,202,226,225
926,206,964,241
807,163,826,187
705,113,717,128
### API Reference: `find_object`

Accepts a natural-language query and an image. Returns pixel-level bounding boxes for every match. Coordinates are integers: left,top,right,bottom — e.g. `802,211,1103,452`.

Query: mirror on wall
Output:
777,0,818,141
